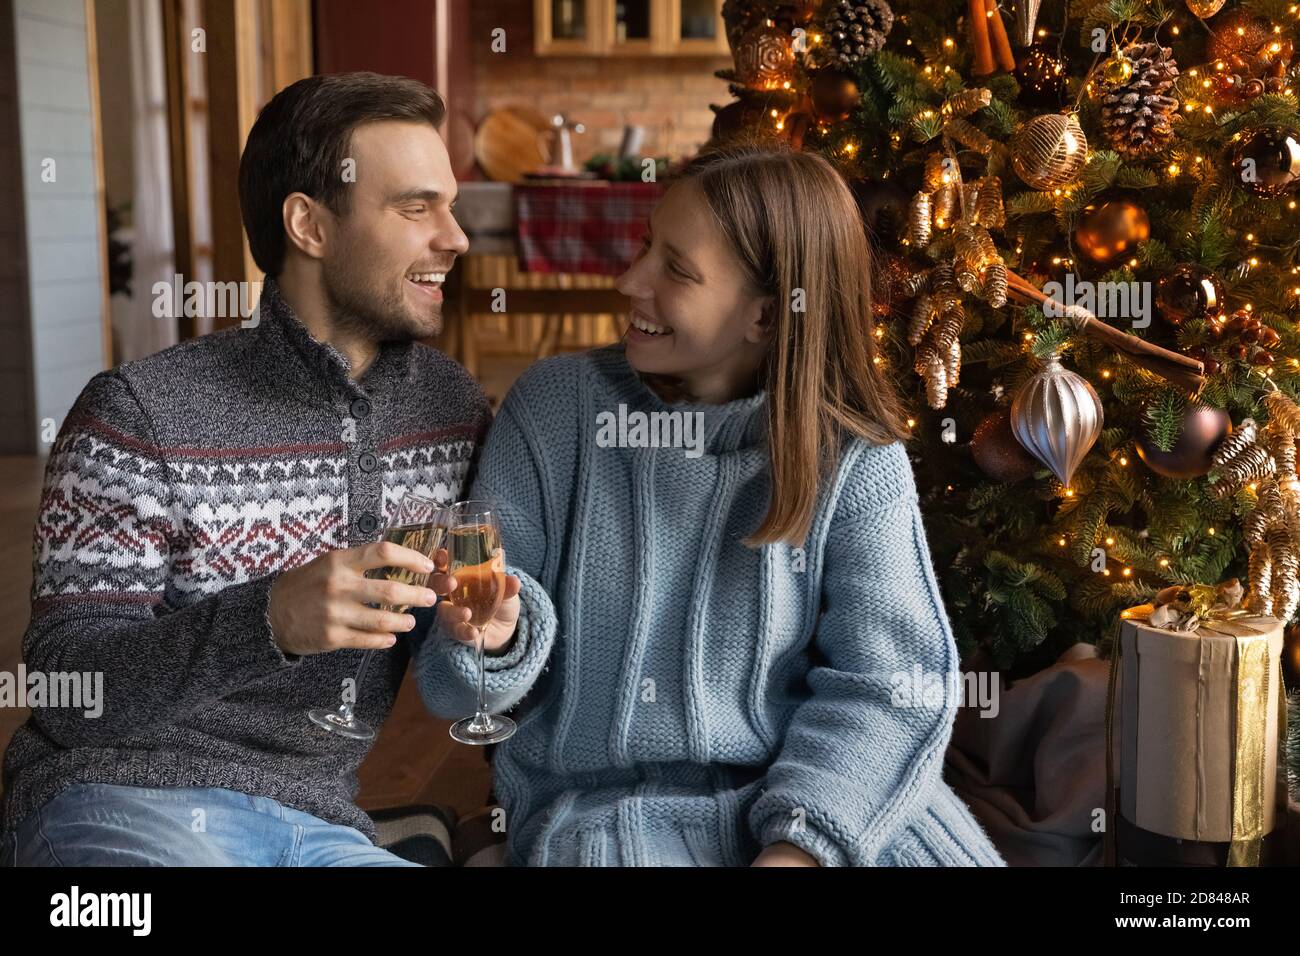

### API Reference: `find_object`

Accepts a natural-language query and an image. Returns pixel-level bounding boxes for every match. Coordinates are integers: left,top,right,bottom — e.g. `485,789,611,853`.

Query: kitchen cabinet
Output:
534,0,727,56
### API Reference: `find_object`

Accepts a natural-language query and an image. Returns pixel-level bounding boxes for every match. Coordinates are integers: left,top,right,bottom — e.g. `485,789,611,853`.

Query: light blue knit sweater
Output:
415,344,1005,867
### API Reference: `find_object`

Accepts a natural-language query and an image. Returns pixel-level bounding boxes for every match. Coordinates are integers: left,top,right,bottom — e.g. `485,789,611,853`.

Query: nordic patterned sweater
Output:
0,278,490,844
415,344,1005,866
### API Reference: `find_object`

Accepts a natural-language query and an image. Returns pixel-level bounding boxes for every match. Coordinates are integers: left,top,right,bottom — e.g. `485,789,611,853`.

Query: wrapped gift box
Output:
1112,612,1287,860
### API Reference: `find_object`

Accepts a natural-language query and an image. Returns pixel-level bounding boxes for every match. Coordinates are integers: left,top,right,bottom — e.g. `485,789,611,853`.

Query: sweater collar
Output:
591,344,768,456
256,277,415,401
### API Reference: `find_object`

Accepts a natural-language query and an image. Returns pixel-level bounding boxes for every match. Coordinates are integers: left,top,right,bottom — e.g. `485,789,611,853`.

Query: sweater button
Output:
358,451,378,473
356,512,379,534
350,397,372,419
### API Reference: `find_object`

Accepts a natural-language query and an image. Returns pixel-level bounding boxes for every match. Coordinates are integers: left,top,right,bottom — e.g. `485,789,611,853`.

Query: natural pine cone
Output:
823,0,894,68
1101,42,1180,158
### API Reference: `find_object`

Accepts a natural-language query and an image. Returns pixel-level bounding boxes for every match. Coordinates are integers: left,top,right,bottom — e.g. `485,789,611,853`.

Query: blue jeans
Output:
0,784,423,867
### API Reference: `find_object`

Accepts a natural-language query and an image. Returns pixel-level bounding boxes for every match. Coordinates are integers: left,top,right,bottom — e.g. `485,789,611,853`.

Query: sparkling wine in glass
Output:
308,492,447,740
447,500,517,745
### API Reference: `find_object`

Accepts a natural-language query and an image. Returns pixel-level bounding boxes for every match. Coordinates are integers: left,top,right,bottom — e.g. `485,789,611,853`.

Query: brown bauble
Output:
780,109,815,150
1075,199,1151,265
711,97,783,143
1208,9,1270,63
1134,404,1232,479
1284,623,1300,689
811,67,861,122
971,408,1039,483
735,19,796,90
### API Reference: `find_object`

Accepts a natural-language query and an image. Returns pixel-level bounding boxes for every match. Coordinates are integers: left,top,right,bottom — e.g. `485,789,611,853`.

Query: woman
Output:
415,141,1004,867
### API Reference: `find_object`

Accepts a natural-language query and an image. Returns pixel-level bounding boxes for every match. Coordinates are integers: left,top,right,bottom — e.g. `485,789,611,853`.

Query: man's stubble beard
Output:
321,240,443,344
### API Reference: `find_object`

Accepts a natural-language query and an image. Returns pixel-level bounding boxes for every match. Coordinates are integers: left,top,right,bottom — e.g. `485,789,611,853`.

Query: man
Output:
0,72,501,865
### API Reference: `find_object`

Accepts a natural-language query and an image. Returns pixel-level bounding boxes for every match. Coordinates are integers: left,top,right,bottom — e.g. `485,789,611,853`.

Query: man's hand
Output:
267,541,438,656
429,547,522,655
752,841,821,867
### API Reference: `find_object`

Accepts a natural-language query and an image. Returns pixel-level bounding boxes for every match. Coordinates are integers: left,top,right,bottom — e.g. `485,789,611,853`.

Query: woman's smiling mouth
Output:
627,311,673,340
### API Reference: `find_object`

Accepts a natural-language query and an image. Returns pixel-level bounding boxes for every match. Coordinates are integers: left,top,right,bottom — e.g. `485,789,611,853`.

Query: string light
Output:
1058,536,1067,546
1159,558,1169,567
1119,456,1128,465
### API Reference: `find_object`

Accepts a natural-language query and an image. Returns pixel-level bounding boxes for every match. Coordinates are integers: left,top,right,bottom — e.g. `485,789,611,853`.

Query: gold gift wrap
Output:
1108,610,1287,863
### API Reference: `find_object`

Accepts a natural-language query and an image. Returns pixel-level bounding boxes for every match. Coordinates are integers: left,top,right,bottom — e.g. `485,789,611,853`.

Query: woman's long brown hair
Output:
647,139,914,548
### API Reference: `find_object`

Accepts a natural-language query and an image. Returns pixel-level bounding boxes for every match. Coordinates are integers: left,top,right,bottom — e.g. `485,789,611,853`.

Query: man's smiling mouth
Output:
405,271,445,286
405,271,446,301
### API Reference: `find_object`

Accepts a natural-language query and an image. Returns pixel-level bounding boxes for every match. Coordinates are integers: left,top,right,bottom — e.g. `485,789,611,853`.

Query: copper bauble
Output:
1208,10,1270,63
1075,199,1151,264
1134,404,1232,479
1230,125,1300,198
1156,264,1225,326
810,67,860,122
971,408,1040,482
735,19,795,90
1185,0,1227,18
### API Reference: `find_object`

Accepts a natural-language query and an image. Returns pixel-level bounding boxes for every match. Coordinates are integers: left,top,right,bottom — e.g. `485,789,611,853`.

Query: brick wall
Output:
468,0,732,166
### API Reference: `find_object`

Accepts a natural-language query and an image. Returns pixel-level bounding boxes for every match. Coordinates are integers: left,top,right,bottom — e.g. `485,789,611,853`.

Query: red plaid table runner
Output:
515,181,665,275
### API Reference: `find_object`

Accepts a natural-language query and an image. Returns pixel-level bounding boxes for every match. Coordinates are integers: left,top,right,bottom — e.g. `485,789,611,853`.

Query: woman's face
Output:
614,180,773,403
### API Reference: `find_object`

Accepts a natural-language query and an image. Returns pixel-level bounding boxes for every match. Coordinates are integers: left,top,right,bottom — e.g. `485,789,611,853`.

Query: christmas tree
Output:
711,0,1300,675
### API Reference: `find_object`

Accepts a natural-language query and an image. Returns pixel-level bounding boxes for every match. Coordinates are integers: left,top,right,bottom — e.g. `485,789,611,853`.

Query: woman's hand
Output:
429,547,522,655
752,841,821,867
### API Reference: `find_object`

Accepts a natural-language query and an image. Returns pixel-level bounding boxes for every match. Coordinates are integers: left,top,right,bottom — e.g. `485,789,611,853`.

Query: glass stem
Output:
473,626,492,730
343,648,376,721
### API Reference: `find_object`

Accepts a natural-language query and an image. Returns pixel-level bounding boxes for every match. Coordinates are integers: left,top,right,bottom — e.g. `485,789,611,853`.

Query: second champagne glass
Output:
446,499,517,745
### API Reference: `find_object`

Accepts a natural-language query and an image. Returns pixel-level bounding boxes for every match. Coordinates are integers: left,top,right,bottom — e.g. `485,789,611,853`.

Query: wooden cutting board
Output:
474,106,552,183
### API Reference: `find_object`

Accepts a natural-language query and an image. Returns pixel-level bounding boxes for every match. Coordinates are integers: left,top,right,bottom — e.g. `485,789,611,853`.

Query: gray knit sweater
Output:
0,278,490,843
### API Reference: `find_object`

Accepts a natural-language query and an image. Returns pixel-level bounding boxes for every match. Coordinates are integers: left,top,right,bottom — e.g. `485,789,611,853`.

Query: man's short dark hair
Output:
238,72,447,276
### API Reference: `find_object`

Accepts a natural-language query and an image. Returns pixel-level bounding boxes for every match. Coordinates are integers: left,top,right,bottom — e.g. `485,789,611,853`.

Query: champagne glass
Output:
447,500,517,745
309,492,448,740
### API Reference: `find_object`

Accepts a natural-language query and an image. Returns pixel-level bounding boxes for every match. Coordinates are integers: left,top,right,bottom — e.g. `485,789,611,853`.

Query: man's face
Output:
321,120,467,342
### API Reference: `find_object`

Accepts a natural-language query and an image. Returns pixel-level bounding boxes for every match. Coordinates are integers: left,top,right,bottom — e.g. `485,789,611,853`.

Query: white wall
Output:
10,0,106,452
